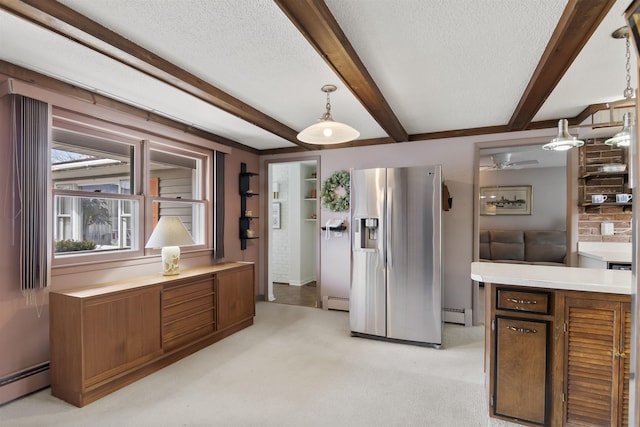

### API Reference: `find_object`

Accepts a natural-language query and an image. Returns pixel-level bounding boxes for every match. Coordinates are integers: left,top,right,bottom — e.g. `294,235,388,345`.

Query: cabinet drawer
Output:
163,294,214,324
163,308,215,342
497,289,550,314
162,276,215,307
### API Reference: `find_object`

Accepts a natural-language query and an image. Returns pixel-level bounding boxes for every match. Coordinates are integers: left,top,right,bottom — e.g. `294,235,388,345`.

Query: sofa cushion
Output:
489,230,525,261
524,230,566,264
479,230,491,260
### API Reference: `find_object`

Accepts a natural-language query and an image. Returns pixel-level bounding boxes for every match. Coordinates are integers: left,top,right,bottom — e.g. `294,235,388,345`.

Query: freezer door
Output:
386,166,442,344
350,168,386,337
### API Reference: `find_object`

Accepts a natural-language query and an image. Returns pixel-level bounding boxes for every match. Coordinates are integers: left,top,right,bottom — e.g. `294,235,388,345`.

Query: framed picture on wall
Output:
272,202,281,229
480,185,532,215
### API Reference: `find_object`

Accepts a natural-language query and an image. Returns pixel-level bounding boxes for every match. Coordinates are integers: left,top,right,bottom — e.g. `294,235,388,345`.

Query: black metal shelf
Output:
239,162,258,250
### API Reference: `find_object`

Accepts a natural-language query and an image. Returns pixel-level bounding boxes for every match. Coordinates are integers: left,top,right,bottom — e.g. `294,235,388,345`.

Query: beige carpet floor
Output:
0,302,489,426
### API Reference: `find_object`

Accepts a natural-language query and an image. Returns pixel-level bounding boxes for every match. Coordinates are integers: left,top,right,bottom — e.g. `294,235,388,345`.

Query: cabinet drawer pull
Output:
506,326,537,334
506,298,537,305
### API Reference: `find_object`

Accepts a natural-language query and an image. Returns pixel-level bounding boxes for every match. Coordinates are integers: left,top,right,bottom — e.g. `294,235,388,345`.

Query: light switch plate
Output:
601,222,614,236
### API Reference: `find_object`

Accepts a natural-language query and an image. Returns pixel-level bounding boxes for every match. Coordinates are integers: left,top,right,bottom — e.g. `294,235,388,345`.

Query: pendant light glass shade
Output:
605,112,633,147
297,119,360,144
297,85,360,145
542,119,584,151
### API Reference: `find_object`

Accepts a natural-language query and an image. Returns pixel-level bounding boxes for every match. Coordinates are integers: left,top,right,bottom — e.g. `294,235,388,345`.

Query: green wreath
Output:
320,170,350,212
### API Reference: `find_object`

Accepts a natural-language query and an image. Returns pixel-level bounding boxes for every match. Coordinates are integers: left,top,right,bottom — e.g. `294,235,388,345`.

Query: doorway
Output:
267,159,320,308
472,140,570,325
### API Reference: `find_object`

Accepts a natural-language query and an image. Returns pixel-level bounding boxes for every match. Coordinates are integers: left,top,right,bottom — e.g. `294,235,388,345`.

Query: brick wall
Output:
578,138,631,242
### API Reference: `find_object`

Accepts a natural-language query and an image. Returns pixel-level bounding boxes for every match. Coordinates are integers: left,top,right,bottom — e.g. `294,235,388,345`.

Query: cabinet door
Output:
564,297,625,426
217,266,255,330
83,286,162,386
494,316,548,425
619,302,631,427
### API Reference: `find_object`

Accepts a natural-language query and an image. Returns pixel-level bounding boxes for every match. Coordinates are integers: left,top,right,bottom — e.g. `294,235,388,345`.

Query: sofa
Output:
479,229,567,266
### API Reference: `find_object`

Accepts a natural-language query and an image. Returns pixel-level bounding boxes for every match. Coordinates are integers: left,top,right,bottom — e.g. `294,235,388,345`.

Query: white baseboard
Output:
322,296,349,311
443,308,473,326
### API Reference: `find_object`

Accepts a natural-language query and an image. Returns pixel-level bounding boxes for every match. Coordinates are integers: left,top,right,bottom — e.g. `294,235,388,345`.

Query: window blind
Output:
214,151,225,259
11,95,49,292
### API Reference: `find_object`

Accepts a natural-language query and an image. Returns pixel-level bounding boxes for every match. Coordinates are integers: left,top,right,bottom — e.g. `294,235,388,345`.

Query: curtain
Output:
214,151,225,259
11,95,49,292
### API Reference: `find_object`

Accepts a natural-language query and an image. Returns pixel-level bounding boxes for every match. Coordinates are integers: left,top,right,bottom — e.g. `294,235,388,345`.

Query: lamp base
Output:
161,246,181,275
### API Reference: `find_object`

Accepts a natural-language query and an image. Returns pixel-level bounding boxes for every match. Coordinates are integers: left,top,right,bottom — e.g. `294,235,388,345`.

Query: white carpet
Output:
0,302,489,426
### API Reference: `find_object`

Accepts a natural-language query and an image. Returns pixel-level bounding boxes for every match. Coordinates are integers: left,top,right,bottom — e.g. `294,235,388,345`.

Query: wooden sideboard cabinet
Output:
50,262,255,407
486,284,630,427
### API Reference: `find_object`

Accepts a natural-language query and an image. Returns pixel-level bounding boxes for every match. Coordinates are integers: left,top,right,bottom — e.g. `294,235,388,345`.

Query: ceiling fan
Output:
481,153,539,170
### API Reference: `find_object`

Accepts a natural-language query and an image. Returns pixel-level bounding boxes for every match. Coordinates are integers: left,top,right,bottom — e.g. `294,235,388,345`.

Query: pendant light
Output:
542,119,584,151
297,84,360,144
605,26,635,147
605,111,633,147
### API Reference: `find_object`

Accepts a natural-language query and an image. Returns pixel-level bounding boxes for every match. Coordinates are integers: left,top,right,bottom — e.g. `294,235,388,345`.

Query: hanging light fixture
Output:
605,111,634,147
605,26,635,147
542,119,585,151
297,84,360,144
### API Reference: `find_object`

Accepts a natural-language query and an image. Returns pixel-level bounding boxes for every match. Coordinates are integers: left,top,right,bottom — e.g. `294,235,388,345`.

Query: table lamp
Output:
145,216,195,275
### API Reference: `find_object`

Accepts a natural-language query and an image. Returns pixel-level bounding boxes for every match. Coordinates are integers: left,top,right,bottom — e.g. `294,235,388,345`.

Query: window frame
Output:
51,112,213,267
144,140,212,253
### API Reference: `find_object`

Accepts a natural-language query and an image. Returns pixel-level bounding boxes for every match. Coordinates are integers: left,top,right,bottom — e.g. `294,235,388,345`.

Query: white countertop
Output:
471,262,632,294
577,242,632,263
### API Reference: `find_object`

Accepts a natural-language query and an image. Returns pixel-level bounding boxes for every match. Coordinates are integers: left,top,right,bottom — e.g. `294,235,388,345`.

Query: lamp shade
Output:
542,119,584,151
605,112,633,147
297,119,360,145
297,84,360,145
145,217,194,248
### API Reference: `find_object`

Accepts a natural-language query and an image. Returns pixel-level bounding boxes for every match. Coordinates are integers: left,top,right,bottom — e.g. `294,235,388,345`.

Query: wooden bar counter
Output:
472,262,631,426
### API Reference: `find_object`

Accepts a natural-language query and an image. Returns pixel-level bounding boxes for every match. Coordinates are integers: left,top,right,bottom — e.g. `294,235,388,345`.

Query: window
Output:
148,144,208,245
51,119,211,264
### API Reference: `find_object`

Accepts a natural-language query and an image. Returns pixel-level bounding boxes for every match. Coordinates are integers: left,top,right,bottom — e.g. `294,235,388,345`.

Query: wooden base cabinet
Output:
489,287,553,426
486,285,630,427
50,263,255,407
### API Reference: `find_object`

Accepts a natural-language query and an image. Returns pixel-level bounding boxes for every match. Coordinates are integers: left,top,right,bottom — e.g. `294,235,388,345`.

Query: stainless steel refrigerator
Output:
350,165,443,347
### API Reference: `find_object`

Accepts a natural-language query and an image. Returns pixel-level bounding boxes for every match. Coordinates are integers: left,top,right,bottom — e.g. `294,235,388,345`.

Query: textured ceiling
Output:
0,0,635,152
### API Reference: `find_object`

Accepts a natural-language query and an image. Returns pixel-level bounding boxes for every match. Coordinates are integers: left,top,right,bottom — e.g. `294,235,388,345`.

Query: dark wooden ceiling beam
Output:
275,0,408,142
0,60,261,153
508,0,616,131
1,0,314,150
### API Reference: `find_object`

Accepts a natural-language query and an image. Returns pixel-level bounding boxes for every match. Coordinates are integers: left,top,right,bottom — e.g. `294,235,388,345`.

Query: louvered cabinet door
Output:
563,297,626,426
494,316,549,425
619,303,631,427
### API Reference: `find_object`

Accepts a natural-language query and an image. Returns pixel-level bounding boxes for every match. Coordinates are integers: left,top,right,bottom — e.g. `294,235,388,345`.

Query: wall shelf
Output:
579,202,632,207
239,162,258,250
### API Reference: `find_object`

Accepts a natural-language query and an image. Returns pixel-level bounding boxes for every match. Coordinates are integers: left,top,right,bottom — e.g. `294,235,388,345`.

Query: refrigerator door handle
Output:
386,194,392,269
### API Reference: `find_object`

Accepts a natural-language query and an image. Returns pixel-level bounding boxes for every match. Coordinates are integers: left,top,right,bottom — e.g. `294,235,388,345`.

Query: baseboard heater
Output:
443,307,473,326
0,362,49,388
322,296,349,311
